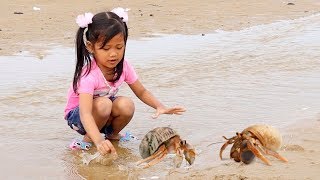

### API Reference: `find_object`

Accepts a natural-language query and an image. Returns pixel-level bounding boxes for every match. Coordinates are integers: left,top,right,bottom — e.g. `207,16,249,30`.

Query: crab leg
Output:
257,144,288,162
136,145,166,165
220,136,237,160
143,147,168,168
173,148,184,168
220,141,230,160
247,139,271,165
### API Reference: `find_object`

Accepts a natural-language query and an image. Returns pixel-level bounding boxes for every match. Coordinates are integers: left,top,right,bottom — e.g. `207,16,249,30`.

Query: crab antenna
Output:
222,136,229,140
206,141,225,147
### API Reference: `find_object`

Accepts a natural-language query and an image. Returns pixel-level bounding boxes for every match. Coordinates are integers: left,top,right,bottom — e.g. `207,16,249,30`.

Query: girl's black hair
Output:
73,11,128,93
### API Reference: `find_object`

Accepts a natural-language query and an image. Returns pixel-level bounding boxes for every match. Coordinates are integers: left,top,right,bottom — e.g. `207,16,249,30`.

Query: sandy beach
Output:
1,0,320,179
1,0,320,56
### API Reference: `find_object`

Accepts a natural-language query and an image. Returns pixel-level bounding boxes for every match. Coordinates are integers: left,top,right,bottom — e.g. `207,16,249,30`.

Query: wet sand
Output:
169,119,320,179
1,0,320,179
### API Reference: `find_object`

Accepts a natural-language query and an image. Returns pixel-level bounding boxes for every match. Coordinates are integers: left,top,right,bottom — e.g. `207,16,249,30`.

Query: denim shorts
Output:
66,96,117,136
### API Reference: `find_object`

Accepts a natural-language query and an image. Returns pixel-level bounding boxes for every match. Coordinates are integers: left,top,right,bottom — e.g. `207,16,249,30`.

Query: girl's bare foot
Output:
83,135,93,143
105,133,122,140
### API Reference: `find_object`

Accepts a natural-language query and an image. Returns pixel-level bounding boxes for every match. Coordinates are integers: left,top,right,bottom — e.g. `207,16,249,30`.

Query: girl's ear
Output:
86,41,94,54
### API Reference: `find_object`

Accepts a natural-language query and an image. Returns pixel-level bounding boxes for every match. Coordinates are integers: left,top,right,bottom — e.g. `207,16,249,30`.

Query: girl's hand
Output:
96,139,117,156
152,106,186,119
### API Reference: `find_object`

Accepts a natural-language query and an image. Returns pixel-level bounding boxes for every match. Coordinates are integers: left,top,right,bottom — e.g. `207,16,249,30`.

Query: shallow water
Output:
0,14,319,179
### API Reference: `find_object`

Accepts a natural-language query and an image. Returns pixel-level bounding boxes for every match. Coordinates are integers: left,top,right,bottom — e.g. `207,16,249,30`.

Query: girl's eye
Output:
102,46,123,50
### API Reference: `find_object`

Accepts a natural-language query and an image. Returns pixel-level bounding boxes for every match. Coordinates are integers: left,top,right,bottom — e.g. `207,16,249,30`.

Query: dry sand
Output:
1,0,320,179
1,0,320,56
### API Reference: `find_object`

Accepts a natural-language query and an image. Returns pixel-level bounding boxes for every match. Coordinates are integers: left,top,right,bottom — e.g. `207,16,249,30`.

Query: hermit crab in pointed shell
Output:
220,124,288,165
136,127,196,168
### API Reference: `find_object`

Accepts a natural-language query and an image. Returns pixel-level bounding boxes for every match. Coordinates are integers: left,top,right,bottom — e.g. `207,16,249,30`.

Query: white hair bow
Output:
76,12,94,28
111,7,130,23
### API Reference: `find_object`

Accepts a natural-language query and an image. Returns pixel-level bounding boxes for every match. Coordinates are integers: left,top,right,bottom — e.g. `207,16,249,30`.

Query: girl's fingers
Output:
152,106,186,117
152,112,160,119
173,106,186,110
171,107,185,112
97,140,117,156
175,108,186,112
173,110,186,113
169,107,186,114
104,140,117,155
97,144,107,155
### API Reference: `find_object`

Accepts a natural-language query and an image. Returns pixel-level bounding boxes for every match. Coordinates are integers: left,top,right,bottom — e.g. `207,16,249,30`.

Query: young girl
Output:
64,8,185,156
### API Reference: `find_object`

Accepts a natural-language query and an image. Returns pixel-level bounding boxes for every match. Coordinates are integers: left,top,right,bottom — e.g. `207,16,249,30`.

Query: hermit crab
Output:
220,124,288,165
136,127,195,168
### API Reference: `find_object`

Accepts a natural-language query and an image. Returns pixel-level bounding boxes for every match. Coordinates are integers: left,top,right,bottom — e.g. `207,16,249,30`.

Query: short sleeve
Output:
124,60,138,84
77,74,96,95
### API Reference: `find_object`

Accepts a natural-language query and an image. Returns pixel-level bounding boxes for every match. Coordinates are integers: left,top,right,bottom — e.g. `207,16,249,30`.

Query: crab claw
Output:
231,150,241,162
174,153,184,168
241,150,255,164
184,149,196,165
240,140,255,164
180,140,196,165
184,146,196,165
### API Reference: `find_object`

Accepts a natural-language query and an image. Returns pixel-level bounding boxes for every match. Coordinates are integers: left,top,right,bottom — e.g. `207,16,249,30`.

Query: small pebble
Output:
33,7,41,11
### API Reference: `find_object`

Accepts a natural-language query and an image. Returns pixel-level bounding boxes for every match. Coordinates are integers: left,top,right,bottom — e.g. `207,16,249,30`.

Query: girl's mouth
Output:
109,59,117,64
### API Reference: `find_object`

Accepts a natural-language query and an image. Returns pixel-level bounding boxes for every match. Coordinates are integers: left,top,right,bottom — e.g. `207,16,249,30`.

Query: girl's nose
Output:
110,51,117,57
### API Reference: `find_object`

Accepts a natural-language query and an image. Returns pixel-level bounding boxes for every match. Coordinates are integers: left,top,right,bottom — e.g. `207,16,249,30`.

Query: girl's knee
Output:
113,97,135,117
93,97,113,118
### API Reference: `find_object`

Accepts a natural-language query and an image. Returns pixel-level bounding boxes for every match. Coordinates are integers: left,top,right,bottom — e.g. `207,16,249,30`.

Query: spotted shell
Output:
139,127,178,158
244,124,282,151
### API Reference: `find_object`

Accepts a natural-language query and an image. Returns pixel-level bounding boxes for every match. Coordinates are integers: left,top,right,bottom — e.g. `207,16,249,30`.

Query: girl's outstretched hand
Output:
96,139,117,156
152,106,186,119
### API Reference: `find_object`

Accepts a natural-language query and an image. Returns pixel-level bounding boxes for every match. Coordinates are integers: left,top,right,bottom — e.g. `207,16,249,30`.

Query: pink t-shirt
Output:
64,59,138,118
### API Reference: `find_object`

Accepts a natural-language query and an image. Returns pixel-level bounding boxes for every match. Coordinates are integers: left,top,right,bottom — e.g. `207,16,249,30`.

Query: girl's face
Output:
92,33,125,70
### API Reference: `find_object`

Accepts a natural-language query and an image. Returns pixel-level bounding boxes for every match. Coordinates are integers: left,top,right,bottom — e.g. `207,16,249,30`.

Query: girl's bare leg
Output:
83,97,113,142
106,96,135,140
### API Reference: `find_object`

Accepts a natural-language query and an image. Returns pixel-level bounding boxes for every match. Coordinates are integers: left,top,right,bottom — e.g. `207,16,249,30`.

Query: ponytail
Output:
73,27,92,93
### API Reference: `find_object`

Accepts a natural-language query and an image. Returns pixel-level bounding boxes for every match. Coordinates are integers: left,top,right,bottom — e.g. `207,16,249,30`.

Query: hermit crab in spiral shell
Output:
136,127,196,168
220,124,288,165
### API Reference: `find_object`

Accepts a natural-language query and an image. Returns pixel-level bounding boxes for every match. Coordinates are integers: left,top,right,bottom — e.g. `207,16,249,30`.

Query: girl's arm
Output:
129,80,186,118
79,93,116,155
